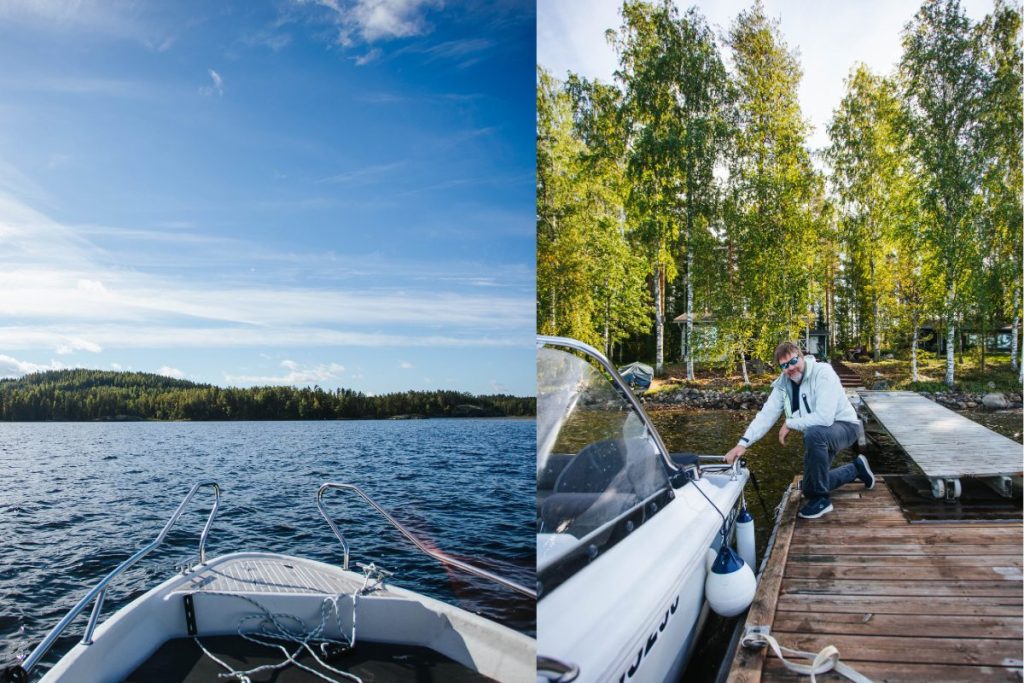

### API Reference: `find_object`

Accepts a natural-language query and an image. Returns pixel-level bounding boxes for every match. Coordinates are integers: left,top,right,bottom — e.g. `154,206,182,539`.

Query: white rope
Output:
742,630,874,683
193,592,361,683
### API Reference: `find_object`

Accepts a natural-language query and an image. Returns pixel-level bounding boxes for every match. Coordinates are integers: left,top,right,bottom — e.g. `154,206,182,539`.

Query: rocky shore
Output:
644,387,1023,411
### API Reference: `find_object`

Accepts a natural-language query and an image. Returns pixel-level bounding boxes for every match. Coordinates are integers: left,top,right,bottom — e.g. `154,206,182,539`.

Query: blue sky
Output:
0,0,536,396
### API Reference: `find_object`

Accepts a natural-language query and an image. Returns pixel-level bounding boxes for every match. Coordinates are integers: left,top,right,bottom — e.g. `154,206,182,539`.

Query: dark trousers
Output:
801,421,862,500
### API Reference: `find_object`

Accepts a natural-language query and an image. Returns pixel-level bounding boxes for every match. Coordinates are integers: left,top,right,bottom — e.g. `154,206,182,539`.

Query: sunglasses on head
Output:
779,357,800,370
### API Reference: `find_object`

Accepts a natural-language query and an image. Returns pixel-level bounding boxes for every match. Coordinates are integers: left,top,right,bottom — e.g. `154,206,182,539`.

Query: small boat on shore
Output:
536,336,754,683
2,482,534,683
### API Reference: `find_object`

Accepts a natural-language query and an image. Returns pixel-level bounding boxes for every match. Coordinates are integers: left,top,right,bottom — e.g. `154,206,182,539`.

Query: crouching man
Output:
724,341,874,519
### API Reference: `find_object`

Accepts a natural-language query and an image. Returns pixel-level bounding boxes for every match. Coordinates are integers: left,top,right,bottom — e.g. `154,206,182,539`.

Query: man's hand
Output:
779,424,790,446
724,444,746,465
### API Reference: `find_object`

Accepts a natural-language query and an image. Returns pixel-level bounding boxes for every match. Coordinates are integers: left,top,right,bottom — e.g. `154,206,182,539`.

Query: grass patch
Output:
846,353,1021,392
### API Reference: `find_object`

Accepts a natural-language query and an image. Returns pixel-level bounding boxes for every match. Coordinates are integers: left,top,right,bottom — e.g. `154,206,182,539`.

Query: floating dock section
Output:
858,390,1023,499
726,478,1023,681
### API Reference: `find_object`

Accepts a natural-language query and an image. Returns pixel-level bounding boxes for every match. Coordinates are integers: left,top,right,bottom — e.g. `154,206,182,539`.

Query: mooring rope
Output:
194,565,387,683
741,629,874,683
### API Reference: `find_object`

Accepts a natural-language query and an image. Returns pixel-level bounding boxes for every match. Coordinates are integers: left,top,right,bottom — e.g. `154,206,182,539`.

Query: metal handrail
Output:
17,482,220,676
317,483,536,599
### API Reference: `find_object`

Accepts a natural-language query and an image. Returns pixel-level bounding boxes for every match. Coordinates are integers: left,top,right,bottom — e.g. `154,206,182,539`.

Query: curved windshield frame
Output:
537,342,672,575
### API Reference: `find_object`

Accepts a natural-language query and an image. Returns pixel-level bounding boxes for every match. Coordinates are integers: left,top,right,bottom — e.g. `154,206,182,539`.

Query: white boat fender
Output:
705,545,755,617
736,507,756,570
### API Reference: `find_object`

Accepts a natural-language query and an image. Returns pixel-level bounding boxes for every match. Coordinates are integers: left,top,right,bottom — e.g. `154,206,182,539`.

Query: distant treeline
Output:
0,370,535,422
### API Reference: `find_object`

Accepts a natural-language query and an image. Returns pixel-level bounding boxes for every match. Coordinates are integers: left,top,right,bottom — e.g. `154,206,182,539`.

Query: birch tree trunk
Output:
871,257,880,362
686,249,694,380
1012,287,1019,373
911,316,919,383
739,350,750,387
654,264,664,375
945,290,955,387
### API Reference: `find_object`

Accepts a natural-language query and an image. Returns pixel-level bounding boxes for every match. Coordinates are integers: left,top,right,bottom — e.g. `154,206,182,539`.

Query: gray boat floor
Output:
122,636,497,683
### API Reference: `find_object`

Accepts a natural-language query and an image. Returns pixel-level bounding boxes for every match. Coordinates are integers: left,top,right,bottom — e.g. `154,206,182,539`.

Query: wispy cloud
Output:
299,0,442,51
354,47,382,65
0,193,534,356
224,359,345,386
357,92,405,104
0,327,529,351
317,161,405,185
199,69,224,97
157,365,185,379
399,360,413,369
395,38,494,68
241,29,293,52
0,0,145,40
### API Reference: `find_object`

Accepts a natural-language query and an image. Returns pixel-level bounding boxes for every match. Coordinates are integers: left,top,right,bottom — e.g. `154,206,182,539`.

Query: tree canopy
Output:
537,0,1022,388
0,370,535,421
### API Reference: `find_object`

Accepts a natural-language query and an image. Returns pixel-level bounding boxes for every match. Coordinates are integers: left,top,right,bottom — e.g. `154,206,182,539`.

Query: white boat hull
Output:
40,552,533,683
538,472,746,683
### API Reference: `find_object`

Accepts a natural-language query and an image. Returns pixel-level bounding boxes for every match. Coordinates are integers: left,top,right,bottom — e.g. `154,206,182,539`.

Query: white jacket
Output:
738,355,859,447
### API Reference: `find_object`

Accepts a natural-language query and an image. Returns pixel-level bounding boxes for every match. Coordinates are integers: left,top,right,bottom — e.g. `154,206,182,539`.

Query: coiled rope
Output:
741,629,873,683
195,564,387,683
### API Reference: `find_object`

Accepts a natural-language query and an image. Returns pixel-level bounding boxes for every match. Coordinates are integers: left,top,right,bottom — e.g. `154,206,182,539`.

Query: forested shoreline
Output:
0,370,535,422
538,0,1022,388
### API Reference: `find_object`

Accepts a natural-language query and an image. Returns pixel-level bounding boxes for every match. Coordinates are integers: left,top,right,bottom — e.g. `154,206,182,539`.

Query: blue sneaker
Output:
798,497,833,519
854,455,875,490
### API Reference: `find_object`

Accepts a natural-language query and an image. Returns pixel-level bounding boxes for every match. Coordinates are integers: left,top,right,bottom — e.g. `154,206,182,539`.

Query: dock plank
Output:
725,478,1024,682
762,659,1023,682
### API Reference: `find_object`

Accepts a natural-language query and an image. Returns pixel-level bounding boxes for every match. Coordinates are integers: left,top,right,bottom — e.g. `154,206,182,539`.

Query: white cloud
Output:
111,363,123,370
55,337,103,355
200,69,224,97
303,0,441,47
354,48,382,65
157,366,185,379
0,192,534,354
224,360,346,386
0,354,63,378
399,360,414,369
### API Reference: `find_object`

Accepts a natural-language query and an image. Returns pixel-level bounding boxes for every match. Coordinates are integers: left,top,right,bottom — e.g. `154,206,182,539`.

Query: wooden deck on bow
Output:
725,477,1024,682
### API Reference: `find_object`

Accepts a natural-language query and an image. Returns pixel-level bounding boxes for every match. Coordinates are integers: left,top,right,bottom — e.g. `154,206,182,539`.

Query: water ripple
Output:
0,418,535,666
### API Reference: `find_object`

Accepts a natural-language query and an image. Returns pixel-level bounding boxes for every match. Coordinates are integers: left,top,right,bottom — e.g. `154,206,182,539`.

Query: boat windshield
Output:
537,345,670,571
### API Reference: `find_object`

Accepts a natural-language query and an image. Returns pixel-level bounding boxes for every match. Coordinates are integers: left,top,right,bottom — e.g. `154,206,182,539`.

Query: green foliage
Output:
719,3,820,366
536,0,1021,386
0,370,535,421
537,66,650,351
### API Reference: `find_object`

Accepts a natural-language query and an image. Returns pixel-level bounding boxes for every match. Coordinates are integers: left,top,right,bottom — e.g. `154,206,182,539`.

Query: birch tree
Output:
723,2,818,373
900,0,988,387
977,0,1022,381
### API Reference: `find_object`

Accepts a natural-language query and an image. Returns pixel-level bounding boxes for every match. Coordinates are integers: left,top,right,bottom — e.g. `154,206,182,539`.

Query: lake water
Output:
0,418,535,671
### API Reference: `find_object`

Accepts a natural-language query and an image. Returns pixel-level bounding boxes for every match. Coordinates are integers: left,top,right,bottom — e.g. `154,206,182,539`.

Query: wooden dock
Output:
858,391,1023,479
726,478,1023,682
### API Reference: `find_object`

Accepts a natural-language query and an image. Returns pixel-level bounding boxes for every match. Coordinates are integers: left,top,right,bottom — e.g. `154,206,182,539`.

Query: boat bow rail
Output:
317,482,536,599
4,482,221,683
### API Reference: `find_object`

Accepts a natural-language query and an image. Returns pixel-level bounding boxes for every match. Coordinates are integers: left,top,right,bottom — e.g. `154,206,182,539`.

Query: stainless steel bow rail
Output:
317,482,536,599
2,482,221,683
